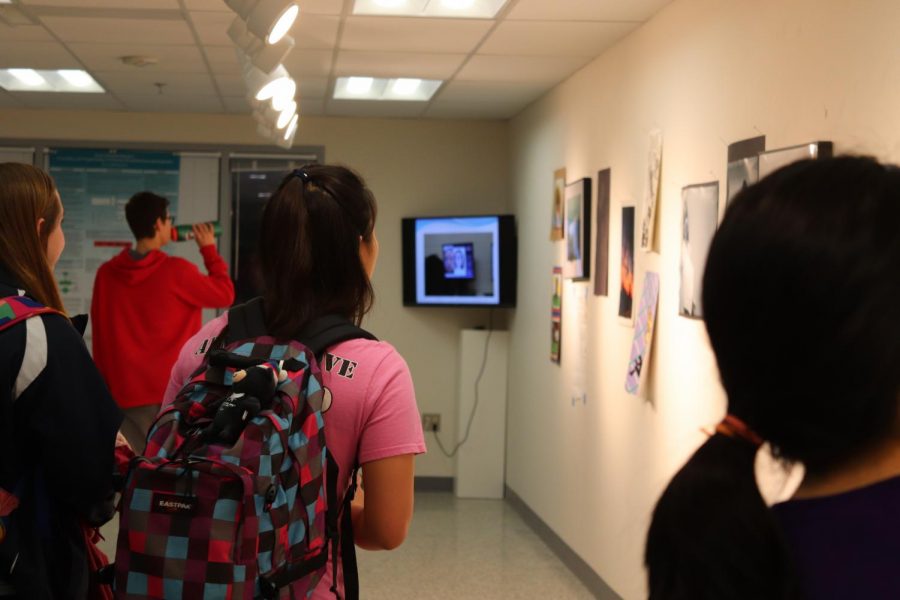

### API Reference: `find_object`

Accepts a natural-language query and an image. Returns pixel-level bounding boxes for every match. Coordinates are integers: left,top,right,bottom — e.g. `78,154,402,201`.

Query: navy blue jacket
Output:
0,265,122,599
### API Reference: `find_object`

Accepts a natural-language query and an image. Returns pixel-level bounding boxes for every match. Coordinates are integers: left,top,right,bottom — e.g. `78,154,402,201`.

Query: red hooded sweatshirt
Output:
90,245,235,409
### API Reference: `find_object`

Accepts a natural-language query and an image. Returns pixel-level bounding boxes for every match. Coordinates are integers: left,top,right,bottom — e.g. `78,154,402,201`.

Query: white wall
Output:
506,0,900,597
0,110,510,478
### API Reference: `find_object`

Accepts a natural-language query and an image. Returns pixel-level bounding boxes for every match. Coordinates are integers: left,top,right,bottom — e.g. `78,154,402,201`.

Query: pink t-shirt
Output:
163,313,426,599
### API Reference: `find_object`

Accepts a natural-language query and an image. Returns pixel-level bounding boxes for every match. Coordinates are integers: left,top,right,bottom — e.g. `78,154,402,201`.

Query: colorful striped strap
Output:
0,295,59,333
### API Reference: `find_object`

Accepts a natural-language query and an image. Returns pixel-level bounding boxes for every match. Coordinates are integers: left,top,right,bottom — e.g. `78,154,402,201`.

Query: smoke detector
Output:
119,55,159,68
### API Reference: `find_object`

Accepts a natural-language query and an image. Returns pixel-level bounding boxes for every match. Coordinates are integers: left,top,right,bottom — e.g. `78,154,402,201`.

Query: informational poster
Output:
626,272,660,396
49,148,180,316
640,129,663,252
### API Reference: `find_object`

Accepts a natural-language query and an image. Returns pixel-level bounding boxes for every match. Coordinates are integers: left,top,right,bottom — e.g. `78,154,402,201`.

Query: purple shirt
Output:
772,475,900,599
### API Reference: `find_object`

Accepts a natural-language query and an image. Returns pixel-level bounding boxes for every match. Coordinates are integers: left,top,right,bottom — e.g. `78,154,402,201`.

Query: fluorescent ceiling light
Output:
0,68,104,93
334,76,442,101
347,76,374,95
10,68,45,87
353,0,506,18
391,78,421,96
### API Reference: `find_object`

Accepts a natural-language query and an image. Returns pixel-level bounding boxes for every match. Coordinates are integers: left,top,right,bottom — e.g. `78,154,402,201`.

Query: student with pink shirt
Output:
162,164,425,599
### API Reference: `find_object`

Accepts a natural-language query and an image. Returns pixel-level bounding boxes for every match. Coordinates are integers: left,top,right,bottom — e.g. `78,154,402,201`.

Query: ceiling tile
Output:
298,77,329,98
436,79,546,104
222,95,250,113
118,94,225,112
7,91,124,110
508,0,672,22
480,20,638,56
0,90,24,108
189,10,234,46
335,50,465,79
183,0,228,9
325,98,428,118
457,54,590,84
67,43,207,73
281,48,334,78
298,0,348,16
425,101,520,120
297,97,325,116
213,73,245,95
19,0,179,6
291,14,340,49
0,41,81,69
341,16,492,53
0,23,55,42
204,45,241,75
39,16,195,44
93,70,218,96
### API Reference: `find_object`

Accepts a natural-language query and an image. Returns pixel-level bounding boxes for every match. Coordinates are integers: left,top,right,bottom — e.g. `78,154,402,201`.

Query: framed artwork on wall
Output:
550,168,566,241
758,141,833,179
564,177,592,280
679,182,719,319
626,271,661,396
593,168,611,297
550,266,563,364
726,135,765,206
619,206,636,321
640,129,663,252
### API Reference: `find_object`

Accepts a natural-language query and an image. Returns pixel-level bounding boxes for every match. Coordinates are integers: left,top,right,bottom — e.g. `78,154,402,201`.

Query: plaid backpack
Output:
114,298,375,600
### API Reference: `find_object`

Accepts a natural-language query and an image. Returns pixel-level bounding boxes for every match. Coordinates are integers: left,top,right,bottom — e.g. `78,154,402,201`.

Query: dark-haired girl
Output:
164,164,425,599
646,156,900,599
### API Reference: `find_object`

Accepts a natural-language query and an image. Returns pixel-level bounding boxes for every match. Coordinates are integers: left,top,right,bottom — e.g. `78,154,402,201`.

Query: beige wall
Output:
506,0,900,597
0,109,511,478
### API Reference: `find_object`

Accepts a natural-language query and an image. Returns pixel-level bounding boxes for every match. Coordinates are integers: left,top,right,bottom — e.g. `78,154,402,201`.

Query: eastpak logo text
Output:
151,492,198,515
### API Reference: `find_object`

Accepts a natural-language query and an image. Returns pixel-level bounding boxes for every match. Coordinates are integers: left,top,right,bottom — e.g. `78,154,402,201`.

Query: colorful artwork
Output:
640,129,663,252
619,206,635,320
626,272,661,396
551,168,566,241
550,266,563,364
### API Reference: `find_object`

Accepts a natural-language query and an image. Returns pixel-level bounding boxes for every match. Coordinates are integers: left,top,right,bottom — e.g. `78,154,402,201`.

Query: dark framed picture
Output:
758,141,833,179
564,177,592,280
593,168,611,297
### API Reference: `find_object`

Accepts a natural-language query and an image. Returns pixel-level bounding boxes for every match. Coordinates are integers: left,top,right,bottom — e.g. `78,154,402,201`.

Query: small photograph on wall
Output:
564,178,592,280
550,266,563,364
758,141,833,179
594,168,611,297
550,168,566,241
626,271,661,396
680,182,719,319
726,135,766,206
619,206,636,320
640,129,663,252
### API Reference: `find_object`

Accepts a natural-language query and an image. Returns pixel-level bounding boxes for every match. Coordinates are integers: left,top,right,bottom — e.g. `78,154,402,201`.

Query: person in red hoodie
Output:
91,191,234,451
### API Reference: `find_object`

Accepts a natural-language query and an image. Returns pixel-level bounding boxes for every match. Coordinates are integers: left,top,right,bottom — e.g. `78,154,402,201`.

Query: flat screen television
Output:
402,215,517,307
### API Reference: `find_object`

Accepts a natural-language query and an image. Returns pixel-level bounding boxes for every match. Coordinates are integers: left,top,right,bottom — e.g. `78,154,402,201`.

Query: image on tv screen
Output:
442,243,475,280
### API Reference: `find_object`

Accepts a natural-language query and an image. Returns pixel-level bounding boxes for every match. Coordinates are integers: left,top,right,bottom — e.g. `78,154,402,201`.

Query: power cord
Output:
433,309,494,458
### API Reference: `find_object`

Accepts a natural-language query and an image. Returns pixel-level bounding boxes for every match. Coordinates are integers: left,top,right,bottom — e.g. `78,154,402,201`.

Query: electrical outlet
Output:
422,413,441,432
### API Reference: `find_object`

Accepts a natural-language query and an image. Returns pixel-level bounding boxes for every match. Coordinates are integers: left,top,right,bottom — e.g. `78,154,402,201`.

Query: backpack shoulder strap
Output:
0,295,59,334
224,297,267,343
296,315,378,359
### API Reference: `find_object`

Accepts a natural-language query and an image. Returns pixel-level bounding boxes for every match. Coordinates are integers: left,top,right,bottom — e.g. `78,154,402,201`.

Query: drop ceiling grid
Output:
0,0,673,119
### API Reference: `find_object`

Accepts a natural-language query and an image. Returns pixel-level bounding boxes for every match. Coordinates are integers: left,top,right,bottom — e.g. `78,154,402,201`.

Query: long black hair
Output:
646,156,900,598
259,163,377,339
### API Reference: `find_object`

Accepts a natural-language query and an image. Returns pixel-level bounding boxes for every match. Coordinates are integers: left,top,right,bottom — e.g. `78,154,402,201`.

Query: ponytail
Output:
645,433,799,599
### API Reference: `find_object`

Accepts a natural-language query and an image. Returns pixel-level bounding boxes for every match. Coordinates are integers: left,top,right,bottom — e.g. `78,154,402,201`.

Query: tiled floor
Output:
357,492,596,599
99,492,596,599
